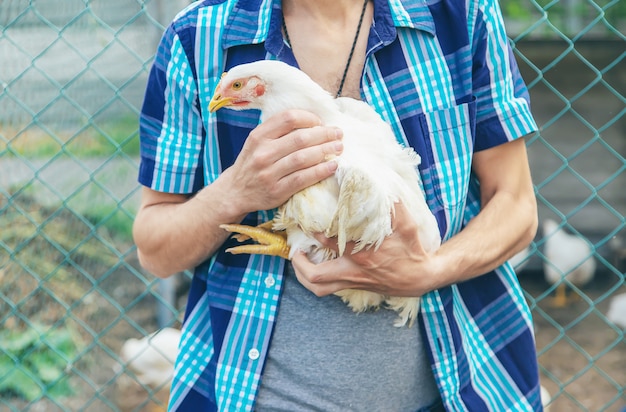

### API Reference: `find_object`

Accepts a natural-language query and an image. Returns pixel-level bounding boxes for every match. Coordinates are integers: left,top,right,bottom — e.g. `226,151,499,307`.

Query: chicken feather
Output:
210,60,441,326
542,219,596,307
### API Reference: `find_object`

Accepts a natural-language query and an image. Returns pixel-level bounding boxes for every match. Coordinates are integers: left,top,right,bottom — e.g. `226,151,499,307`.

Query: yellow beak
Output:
209,94,235,112
209,72,232,112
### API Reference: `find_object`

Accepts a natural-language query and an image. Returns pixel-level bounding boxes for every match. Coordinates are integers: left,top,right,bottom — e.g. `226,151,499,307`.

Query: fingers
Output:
250,109,344,196
254,109,323,141
252,109,340,148
272,151,339,197
274,128,342,176
227,109,344,212
313,232,338,249
390,201,414,235
291,251,356,297
274,118,342,158
291,202,427,298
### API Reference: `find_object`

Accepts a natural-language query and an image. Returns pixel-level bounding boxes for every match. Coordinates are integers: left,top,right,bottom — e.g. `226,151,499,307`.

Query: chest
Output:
293,36,368,100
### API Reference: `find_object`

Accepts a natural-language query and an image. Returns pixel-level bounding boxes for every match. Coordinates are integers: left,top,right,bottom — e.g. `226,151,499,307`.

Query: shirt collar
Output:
387,0,436,32
221,0,435,50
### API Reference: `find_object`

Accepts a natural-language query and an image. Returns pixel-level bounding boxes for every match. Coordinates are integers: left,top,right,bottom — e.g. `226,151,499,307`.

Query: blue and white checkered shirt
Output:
138,0,542,410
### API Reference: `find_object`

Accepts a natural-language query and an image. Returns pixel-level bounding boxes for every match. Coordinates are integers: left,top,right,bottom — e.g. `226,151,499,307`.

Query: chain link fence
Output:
0,0,624,411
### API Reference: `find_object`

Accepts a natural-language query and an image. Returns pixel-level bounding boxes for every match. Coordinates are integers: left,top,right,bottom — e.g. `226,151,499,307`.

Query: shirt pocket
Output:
419,99,476,211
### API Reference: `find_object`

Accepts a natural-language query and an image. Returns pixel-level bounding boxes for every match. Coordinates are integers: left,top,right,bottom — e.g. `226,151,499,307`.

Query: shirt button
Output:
264,275,275,287
248,348,260,360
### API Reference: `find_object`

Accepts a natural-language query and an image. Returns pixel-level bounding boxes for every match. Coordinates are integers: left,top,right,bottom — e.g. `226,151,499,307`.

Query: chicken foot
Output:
550,282,580,308
220,223,291,260
227,220,274,242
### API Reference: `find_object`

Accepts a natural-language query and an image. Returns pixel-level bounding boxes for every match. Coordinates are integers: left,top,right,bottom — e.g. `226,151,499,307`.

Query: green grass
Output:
0,114,140,158
0,324,81,402
82,204,135,243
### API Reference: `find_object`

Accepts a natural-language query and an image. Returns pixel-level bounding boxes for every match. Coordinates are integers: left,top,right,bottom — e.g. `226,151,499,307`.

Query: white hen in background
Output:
607,293,626,329
542,219,596,307
120,327,181,388
510,245,532,272
209,60,441,326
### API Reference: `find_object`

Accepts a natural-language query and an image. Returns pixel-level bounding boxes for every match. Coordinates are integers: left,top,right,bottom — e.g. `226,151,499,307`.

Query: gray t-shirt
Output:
255,265,441,411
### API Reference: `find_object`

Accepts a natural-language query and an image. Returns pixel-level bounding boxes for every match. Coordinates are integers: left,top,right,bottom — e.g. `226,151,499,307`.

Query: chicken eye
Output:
232,81,243,90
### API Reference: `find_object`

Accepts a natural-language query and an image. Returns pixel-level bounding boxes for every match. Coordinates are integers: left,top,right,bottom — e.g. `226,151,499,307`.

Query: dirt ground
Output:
0,195,178,412
0,254,177,412
519,272,626,412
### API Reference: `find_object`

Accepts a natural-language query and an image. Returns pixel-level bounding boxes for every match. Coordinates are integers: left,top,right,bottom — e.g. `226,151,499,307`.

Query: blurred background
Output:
0,0,624,411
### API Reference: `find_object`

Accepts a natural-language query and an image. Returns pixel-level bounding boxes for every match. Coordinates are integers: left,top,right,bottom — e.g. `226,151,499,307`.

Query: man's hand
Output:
291,202,441,298
223,109,344,216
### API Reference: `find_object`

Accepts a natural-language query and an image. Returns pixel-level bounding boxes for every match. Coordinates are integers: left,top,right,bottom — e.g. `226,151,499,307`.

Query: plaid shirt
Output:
138,0,542,410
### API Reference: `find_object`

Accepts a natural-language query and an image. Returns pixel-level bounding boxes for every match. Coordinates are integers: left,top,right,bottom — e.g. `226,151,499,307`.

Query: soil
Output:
520,272,626,412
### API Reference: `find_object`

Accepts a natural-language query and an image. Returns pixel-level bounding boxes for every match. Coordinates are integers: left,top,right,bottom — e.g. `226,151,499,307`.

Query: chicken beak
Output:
209,73,234,112
209,93,235,112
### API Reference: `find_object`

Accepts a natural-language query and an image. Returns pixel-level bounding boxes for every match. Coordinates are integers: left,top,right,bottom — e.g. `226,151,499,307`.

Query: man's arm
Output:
133,185,245,278
133,110,344,278
291,138,537,297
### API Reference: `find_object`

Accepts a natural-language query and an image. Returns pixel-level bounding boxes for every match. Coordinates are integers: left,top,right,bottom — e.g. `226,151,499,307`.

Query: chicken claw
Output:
549,282,579,308
228,220,275,242
220,223,291,260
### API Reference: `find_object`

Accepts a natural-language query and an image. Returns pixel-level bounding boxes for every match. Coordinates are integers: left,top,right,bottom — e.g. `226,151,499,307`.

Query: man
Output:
133,0,543,410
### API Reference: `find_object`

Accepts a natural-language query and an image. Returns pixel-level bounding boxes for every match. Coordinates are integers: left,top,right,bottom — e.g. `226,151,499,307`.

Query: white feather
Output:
119,327,181,387
542,219,596,288
607,293,626,329
510,245,532,271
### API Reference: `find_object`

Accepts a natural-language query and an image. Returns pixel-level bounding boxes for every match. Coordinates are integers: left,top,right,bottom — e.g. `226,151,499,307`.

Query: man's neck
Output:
282,0,367,28
279,0,372,99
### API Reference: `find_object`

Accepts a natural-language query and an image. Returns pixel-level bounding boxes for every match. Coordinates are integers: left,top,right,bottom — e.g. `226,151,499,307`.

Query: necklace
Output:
281,0,369,98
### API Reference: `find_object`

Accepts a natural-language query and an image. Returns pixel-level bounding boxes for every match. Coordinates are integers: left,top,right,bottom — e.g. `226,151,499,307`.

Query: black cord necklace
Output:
281,0,369,98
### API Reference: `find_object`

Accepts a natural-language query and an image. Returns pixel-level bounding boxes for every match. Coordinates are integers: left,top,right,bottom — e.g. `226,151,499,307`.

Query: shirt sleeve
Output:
470,0,538,151
138,21,205,194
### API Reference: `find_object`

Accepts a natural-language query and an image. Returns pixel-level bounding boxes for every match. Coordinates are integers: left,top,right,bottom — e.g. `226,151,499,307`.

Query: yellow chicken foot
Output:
551,283,569,308
220,223,291,260
229,220,275,242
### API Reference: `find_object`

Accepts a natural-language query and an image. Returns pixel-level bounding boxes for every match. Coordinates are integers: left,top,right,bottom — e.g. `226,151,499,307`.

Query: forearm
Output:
133,175,247,278
430,189,537,287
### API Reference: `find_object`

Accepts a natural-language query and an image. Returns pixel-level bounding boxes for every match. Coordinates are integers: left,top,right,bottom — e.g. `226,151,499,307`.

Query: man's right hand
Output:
223,109,344,216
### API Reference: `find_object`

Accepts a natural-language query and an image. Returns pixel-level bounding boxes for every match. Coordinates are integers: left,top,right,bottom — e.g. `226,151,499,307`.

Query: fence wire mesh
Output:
0,0,624,411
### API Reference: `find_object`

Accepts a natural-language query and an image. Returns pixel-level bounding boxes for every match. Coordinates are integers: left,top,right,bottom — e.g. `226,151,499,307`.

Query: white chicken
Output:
209,60,441,326
119,327,181,388
510,245,532,272
542,219,596,307
607,293,626,329
540,385,552,412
